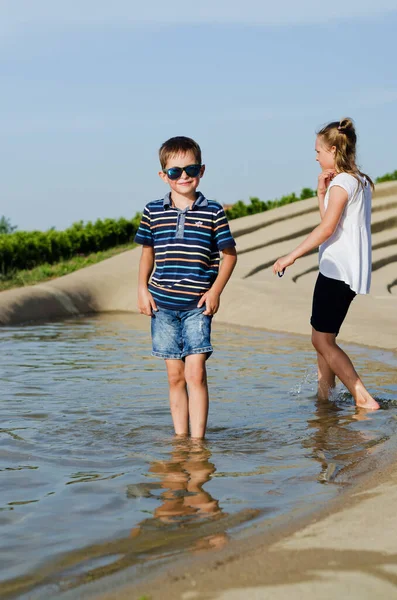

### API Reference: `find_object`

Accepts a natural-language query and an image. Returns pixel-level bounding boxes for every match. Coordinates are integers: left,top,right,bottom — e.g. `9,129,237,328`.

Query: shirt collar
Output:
163,192,208,209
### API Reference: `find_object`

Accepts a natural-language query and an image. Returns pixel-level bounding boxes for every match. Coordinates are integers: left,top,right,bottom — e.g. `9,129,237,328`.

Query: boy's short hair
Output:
159,136,202,169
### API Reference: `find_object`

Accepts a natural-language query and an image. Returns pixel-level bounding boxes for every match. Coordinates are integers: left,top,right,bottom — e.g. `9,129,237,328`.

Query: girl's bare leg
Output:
317,351,336,400
165,359,189,435
312,329,379,410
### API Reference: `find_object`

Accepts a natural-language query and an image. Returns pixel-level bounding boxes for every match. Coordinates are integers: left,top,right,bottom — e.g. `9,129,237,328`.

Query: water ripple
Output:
0,314,396,598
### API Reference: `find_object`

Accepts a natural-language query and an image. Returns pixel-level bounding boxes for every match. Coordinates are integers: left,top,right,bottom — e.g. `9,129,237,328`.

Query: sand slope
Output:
1,181,396,349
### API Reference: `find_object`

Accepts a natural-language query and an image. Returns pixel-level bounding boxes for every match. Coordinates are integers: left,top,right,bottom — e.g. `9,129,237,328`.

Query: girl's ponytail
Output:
318,118,374,189
337,117,354,134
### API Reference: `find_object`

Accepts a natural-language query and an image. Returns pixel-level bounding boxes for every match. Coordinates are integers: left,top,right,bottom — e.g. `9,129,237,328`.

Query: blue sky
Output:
1,1,397,231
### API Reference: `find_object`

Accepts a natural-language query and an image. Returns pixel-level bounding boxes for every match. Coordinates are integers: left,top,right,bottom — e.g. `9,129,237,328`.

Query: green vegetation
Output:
0,215,141,278
0,167,394,292
0,216,17,234
0,243,136,291
225,187,316,221
225,167,397,221
376,169,397,183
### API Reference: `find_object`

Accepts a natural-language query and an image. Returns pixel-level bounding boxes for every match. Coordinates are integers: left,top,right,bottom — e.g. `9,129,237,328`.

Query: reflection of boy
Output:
135,136,237,439
129,440,228,552
150,440,220,523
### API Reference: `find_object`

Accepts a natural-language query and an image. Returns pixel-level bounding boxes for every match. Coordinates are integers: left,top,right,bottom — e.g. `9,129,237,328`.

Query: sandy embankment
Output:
2,181,397,600
1,181,397,350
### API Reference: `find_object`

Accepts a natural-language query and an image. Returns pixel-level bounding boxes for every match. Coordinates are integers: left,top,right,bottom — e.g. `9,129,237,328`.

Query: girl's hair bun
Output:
317,116,373,188
338,117,354,134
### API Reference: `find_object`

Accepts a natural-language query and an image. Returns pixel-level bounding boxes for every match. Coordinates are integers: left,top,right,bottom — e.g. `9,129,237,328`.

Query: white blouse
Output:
319,172,372,294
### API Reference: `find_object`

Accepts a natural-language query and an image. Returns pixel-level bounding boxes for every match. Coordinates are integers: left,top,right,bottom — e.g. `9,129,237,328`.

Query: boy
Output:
134,136,237,439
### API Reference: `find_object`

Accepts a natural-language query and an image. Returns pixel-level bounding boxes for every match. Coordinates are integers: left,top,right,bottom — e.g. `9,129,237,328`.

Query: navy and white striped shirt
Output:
134,192,236,310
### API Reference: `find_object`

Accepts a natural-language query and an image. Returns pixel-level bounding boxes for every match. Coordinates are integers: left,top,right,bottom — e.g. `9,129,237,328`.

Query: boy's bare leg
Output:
312,329,380,410
184,353,209,439
317,351,336,400
165,359,189,435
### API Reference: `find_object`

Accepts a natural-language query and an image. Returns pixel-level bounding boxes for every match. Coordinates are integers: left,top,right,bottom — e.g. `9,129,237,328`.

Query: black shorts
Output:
310,272,356,336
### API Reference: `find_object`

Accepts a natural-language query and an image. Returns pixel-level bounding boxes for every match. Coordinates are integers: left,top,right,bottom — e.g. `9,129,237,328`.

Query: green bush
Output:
223,167,396,222
225,187,316,221
0,214,141,277
376,170,397,183
0,216,17,234
300,187,317,200
2,167,394,277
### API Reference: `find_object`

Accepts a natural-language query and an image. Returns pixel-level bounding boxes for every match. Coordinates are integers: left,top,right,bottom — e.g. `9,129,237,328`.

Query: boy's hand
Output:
138,287,158,316
272,254,295,276
317,169,335,197
197,290,220,316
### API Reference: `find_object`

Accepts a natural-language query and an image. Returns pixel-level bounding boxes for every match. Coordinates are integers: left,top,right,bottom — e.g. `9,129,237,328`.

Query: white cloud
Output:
1,0,396,38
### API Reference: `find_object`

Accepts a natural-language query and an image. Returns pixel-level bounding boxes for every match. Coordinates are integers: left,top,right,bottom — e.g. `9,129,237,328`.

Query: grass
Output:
0,243,136,292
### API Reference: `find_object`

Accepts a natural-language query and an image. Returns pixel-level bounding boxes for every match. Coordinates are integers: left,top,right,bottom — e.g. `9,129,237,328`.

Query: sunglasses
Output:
163,164,202,180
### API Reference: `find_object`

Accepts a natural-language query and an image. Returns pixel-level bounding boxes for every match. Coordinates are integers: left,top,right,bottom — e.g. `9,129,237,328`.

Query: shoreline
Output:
2,314,395,599
52,317,395,600
1,183,396,598
57,430,397,600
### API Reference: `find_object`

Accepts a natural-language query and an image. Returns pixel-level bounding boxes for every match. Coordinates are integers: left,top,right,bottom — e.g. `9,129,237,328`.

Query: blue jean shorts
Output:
151,306,213,360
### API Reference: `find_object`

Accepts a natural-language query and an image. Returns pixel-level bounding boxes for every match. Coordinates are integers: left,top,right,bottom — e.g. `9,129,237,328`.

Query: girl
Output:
273,118,379,410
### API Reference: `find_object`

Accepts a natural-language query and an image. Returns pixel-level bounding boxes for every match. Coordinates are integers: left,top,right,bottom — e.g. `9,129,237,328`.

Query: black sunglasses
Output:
163,164,202,180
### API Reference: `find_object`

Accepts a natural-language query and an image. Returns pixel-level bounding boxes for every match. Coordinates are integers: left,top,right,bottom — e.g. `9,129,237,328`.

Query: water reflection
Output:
130,438,228,552
0,314,396,599
304,397,385,483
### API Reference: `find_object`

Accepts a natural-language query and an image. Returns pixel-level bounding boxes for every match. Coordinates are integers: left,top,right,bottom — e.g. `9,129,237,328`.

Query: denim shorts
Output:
151,306,213,360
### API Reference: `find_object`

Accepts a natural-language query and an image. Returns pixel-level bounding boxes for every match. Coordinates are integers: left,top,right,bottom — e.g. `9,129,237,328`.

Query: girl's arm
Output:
317,169,335,219
273,185,348,274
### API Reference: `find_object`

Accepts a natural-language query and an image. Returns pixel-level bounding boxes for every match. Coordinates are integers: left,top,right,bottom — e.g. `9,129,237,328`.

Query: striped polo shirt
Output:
134,192,236,310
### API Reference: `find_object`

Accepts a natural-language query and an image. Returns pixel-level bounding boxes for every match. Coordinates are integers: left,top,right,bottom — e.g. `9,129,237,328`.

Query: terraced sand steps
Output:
0,181,396,349
232,182,397,284
217,181,397,348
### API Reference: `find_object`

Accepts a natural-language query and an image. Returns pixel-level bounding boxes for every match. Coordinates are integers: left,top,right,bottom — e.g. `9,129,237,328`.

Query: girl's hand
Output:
272,254,295,276
317,169,335,197
138,287,158,316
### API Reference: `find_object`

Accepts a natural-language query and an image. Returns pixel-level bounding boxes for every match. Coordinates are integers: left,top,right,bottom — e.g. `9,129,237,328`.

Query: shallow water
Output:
0,314,396,598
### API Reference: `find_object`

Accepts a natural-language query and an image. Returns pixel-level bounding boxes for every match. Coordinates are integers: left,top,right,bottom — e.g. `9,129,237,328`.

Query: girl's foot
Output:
355,396,380,410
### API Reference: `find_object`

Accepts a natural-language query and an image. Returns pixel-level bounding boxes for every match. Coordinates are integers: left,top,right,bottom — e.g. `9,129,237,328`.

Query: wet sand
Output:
1,181,397,599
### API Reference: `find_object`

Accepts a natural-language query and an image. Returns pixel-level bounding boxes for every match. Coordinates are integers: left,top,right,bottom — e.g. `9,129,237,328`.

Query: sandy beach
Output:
1,181,397,599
